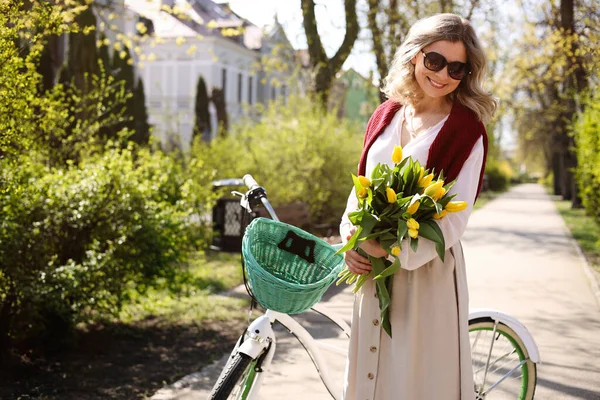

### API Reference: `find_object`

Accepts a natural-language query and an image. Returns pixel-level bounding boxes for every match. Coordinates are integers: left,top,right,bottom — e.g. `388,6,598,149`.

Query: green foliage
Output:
67,3,99,92
40,66,131,166
0,1,211,351
0,146,214,343
0,0,62,161
192,95,363,226
194,75,211,140
130,77,150,145
485,163,510,192
98,33,111,72
574,91,600,223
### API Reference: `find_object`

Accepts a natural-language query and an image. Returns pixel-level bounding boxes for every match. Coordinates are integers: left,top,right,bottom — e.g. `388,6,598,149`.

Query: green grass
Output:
555,200,600,275
117,250,249,325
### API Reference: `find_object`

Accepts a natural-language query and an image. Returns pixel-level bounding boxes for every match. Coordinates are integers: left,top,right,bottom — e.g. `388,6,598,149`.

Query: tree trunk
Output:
0,288,16,365
560,0,584,208
301,0,358,108
551,149,562,196
367,0,388,103
211,87,228,137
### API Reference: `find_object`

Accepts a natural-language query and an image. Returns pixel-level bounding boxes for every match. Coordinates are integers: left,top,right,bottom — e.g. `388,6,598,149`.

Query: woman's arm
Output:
399,136,485,270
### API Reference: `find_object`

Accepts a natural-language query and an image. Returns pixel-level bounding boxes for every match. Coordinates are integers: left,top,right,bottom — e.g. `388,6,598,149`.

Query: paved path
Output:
152,184,600,400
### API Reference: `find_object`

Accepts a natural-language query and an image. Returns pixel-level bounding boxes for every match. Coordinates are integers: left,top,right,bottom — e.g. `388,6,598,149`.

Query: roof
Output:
125,0,262,49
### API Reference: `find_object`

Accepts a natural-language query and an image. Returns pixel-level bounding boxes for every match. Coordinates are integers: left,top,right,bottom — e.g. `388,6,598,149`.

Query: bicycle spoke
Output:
470,321,534,400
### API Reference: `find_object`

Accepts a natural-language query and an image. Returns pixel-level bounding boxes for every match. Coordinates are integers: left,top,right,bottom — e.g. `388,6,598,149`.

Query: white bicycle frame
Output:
228,306,540,400
233,303,351,400
224,175,540,399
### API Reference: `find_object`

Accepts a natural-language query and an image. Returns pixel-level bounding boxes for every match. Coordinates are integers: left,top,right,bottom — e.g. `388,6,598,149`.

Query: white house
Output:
103,0,297,149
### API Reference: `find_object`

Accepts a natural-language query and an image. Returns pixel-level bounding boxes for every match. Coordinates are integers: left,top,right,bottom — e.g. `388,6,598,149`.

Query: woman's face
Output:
411,40,467,100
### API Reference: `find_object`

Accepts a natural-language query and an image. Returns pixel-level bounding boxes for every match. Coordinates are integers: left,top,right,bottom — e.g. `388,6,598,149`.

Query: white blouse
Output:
340,106,484,270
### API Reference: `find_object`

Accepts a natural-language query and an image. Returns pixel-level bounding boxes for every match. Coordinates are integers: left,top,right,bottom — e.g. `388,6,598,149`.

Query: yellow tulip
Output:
418,173,434,188
386,187,397,203
406,201,420,215
392,145,403,164
391,246,401,256
358,175,371,187
418,167,425,181
407,218,420,230
446,201,468,213
431,187,446,201
408,228,419,239
433,210,448,220
424,180,444,197
357,187,368,199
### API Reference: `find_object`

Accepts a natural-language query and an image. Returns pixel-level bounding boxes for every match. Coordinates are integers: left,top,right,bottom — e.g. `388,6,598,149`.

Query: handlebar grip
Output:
243,174,259,189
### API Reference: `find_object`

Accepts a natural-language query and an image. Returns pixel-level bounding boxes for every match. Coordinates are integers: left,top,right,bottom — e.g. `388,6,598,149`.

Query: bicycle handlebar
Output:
243,174,259,190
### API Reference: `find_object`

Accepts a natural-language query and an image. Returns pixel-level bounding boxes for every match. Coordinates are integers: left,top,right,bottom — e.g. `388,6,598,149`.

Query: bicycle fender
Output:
238,315,275,359
469,308,541,363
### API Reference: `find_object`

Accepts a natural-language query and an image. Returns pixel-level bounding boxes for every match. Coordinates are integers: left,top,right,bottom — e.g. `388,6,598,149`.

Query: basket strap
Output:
277,230,316,264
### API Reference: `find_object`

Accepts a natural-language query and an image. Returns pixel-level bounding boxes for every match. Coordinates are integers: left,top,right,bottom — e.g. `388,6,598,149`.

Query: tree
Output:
130,77,150,145
112,46,136,136
193,75,211,141
211,87,228,137
37,42,54,92
98,33,111,72
68,2,98,93
300,0,359,107
508,0,598,204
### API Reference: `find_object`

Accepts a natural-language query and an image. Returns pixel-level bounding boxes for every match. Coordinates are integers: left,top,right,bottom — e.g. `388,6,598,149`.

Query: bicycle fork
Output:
234,313,277,399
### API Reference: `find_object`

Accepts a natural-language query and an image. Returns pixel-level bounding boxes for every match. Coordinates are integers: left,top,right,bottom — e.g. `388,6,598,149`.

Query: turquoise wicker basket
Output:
242,217,345,314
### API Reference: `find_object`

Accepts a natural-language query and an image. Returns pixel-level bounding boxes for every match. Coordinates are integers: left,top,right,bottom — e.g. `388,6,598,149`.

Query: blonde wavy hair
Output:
382,13,497,123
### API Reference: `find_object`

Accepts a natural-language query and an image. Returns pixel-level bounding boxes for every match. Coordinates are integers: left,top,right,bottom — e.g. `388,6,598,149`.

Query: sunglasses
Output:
421,51,470,80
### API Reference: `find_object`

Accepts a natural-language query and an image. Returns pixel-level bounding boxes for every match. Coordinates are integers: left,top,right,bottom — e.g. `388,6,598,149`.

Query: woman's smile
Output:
427,77,446,89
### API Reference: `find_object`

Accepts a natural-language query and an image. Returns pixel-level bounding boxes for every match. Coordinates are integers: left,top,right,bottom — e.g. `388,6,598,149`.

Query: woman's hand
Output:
344,227,388,275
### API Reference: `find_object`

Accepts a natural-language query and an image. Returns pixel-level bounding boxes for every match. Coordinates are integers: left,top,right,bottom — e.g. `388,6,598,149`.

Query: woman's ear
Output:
410,54,417,66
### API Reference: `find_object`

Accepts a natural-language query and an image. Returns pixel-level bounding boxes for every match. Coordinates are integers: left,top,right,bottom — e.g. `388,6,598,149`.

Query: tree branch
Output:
301,0,328,68
330,0,359,73
367,0,388,83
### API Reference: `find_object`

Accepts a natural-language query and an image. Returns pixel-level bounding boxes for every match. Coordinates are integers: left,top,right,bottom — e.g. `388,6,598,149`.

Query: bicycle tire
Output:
208,352,257,400
469,318,537,400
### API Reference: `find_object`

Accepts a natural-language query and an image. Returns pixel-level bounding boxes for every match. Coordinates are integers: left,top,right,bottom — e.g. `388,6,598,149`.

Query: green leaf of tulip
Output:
419,220,446,261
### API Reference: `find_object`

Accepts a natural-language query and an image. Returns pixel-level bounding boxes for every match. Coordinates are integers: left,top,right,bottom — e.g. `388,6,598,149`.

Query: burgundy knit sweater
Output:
358,99,488,199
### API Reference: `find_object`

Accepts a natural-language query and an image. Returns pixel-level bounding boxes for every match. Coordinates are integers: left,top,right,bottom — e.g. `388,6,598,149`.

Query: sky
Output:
220,0,378,78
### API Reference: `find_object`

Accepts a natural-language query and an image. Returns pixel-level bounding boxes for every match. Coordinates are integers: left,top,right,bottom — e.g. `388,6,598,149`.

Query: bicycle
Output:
208,174,541,400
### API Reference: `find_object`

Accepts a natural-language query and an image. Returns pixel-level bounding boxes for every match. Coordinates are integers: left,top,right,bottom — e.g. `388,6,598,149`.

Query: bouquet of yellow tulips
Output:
336,145,468,337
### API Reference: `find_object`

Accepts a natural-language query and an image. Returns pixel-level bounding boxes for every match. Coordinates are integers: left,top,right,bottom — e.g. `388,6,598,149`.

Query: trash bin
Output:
211,178,249,252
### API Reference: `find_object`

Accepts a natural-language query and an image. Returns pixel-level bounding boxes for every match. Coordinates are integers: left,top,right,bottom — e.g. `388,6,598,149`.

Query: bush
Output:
485,163,510,192
0,145,214,346
192,96,364,227
574,92,600,224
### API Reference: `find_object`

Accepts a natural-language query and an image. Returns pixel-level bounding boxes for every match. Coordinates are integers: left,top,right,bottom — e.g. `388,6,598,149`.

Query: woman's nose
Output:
435,66,450,80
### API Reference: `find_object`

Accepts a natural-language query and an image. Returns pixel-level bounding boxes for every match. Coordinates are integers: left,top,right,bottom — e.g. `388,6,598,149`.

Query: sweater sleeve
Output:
398,136,484,270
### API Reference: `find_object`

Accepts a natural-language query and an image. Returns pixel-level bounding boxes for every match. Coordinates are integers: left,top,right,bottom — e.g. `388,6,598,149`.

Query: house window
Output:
237,73,243,103
221,68,227,100
248,76,253,104
271,85,276,101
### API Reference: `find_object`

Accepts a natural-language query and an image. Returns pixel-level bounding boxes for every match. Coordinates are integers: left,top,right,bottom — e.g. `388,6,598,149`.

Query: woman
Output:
339,14,497,400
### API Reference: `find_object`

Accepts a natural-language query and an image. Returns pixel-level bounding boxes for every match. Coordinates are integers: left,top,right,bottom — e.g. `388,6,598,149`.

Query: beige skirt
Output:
342,243,475,400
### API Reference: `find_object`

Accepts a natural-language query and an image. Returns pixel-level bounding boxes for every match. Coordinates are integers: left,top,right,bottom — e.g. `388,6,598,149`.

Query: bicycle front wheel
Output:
469,318,537,400
208,352,259,400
